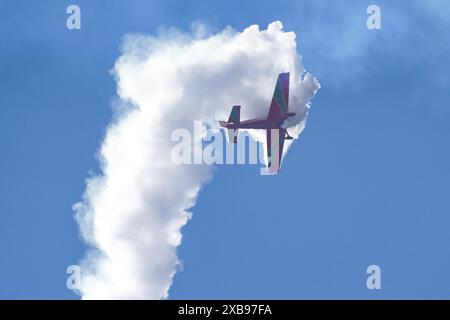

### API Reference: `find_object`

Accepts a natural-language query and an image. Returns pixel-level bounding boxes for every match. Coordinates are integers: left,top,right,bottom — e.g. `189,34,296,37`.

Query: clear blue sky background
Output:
1,1,449,299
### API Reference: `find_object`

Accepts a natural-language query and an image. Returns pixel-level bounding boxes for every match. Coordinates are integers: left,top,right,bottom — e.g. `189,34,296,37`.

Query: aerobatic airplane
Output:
219,72,295,174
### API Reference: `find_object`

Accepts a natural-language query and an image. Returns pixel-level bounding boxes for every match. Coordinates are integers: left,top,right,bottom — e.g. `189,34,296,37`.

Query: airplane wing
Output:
266,128,286,174
267,72,290,121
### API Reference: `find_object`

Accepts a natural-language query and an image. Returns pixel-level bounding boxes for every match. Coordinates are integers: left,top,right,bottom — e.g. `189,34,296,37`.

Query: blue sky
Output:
1,0,450,299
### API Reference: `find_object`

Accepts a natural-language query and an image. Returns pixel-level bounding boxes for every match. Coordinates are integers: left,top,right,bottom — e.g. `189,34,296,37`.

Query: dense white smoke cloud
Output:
73,21,319,299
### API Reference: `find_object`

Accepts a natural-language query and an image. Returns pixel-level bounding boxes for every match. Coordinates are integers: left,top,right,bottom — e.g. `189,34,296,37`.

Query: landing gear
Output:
285,131,293,140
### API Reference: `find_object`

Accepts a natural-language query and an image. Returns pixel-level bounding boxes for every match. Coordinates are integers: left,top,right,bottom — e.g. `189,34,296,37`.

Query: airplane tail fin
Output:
219,106,240,144
227,105,240,143
228,105,240,124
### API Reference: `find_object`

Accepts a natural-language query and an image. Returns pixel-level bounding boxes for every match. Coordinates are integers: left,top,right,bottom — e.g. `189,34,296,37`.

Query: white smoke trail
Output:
73,21,320,299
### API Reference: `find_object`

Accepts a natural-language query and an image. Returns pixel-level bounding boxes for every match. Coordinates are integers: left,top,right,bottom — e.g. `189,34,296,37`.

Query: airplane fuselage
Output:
224,112,295,130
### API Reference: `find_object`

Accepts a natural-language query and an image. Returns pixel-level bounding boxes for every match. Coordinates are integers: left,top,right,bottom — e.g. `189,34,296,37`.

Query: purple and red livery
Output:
220,72,295,174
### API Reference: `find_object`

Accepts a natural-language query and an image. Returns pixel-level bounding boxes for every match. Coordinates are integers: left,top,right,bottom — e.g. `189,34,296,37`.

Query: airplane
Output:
219,72,295,174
